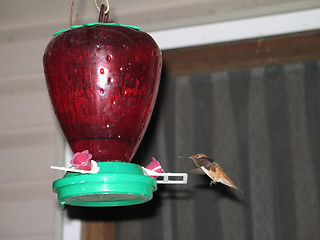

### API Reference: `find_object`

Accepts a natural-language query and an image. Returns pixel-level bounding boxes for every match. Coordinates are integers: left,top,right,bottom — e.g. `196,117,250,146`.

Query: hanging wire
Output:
69,0,79,26
95,0,110,14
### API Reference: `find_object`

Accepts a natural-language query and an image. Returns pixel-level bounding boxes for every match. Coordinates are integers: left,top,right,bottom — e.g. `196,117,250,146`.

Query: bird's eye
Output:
196,155,201,159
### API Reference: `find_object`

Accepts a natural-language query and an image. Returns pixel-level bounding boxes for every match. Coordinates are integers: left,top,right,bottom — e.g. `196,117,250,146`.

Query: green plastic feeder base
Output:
52,162,157,208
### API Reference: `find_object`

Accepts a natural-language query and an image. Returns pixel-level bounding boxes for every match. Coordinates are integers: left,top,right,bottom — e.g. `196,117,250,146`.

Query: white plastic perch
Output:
50,160,100,174
142,167,188,184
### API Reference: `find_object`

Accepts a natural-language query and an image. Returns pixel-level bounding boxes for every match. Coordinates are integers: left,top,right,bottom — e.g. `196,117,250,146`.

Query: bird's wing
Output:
208,163,217,172
194,157,214,167
202,161,216,172
188,168,206,175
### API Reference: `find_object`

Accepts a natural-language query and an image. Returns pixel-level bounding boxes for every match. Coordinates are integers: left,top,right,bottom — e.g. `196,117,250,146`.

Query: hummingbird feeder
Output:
45,1,187,208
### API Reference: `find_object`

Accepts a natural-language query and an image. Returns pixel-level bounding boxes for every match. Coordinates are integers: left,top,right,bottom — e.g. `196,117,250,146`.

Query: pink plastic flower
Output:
70,150,93,171
146,157,164,178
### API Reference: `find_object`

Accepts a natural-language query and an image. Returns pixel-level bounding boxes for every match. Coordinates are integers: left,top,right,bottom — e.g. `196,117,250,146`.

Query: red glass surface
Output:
43,25,162,162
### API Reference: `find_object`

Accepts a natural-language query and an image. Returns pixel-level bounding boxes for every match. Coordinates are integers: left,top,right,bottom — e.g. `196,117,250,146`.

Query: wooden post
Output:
81,221,115,240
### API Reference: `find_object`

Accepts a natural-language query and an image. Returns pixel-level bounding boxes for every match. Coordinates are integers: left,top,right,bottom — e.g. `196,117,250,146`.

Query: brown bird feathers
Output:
188,153,243,193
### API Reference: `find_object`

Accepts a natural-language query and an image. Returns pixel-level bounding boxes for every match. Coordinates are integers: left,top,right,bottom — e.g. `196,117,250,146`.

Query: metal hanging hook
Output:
95,0,110,14
69,0,79,26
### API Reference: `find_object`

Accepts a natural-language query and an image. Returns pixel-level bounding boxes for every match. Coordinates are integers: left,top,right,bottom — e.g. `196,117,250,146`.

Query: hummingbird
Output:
186,153,242,193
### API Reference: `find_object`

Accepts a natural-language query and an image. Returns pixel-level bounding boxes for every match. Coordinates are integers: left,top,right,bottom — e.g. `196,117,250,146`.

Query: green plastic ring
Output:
52,162,157,208
53,22,140,36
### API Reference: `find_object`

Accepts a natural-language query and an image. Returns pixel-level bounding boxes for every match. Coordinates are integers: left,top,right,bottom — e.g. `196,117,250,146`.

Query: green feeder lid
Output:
52,162,157,208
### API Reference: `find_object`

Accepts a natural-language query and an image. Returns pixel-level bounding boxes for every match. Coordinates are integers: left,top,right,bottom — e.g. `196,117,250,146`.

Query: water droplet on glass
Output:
107,55,112,61
100,68,104,74
99,89,105,95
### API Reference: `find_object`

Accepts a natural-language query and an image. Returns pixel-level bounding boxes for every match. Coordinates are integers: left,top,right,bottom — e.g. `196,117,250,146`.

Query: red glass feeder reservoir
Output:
44,22,162,207
44,24,161,162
